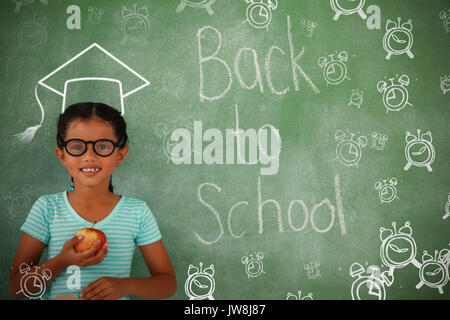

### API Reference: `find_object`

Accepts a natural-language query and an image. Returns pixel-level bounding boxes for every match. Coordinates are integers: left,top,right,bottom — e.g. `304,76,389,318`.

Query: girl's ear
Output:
116,145,129,167
55,147,66,162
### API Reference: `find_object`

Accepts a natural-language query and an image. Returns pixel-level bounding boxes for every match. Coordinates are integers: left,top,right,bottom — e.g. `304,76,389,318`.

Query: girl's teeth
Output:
82,168,100,172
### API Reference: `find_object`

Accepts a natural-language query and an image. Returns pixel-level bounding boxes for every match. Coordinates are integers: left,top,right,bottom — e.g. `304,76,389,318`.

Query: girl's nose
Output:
83,143,98,158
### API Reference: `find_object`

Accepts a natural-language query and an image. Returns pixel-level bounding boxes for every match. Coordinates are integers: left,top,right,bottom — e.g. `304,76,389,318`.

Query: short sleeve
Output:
20,196,50,244
135,203,162,246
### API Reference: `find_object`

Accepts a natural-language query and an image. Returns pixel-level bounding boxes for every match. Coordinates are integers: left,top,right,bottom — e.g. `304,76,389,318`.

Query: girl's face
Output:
55,117,129,192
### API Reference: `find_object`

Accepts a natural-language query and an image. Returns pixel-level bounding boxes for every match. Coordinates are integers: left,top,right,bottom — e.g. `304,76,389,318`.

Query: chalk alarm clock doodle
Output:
333,130,367,168
375,178,398,204
440,75,450,94
371,132,388,151
16,263,52,300
416,249,450,294
2,185,33,219
241,252,265,278
383,17,414,60
243,0,278,30
444,193,450,220
318,51,350,86
348,89,364,108
121,4,149,41
18,14,47,50
377,75,412,113
185,262,215,300
439,9,450,33
175,0,216,15
404,129,435,172
286,290,313,300
330,0,367,21
349,263,393,300
379,221,419,276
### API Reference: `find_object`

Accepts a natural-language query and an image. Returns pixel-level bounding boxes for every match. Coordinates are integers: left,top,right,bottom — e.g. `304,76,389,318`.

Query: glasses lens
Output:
95,140,115,156
66,140,86,156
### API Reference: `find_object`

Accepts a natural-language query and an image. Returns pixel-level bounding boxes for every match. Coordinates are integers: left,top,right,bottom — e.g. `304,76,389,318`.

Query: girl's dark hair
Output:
56,102,128,193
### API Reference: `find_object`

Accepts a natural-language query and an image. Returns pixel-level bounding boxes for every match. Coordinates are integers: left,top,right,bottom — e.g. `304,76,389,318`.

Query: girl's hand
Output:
58,235,109,268
81,277,128,300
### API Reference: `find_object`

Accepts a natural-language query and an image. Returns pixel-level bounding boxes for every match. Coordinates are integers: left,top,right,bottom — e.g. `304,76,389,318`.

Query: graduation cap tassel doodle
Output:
14,84,45,143
14,43,150,144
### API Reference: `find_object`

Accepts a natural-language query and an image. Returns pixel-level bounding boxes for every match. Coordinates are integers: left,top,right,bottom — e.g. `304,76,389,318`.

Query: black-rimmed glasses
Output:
58,136,124,157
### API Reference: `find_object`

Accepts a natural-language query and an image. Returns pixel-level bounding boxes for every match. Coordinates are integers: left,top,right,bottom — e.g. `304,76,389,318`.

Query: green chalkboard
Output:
0,0,449,300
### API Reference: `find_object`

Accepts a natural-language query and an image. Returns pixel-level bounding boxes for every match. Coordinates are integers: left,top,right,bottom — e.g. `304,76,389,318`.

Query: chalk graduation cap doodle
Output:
15,43,150,143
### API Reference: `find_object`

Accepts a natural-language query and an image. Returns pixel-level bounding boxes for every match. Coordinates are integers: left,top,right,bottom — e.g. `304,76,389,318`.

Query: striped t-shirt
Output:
20,191,162,300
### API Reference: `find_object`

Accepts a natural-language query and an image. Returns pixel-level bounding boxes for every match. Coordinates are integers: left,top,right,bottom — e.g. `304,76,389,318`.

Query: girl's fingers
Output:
90,287,112,300
83,243,108,265
79,240,100,258
82,279,108,300
82,277,104,297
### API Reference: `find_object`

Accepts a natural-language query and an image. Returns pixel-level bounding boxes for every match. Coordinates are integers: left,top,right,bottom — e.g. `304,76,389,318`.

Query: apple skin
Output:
74,228,107,254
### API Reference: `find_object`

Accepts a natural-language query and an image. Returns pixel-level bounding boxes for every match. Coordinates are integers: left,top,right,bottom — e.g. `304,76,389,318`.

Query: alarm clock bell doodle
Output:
14,43,150,144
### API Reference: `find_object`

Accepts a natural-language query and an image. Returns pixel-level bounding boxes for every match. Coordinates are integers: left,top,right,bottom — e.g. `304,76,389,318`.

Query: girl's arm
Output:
81,240,177,300
9,232,108,299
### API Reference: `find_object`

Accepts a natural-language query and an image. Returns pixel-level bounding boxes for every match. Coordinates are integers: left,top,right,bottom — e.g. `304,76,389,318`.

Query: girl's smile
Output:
80,167,102,177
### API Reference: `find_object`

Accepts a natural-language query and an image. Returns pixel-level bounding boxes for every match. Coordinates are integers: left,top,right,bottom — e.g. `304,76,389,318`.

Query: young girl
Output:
9,102,177,300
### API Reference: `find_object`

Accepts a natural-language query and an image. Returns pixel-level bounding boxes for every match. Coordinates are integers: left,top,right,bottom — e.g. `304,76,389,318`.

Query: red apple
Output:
74,226,107,254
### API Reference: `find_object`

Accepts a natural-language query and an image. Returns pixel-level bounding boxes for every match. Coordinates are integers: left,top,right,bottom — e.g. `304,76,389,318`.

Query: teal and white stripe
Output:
20,191,162,300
